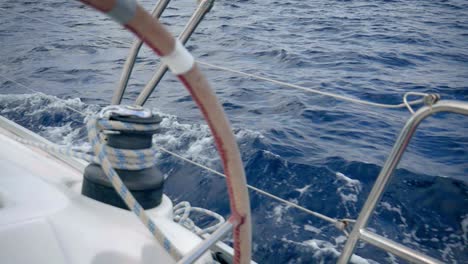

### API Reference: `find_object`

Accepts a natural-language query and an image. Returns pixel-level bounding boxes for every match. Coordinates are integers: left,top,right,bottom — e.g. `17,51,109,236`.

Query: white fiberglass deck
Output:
0,124,211,264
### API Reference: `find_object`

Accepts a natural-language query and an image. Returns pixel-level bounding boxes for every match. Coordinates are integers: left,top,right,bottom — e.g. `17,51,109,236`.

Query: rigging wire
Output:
0,73,344,228
0,7,427,110
196,61,426,109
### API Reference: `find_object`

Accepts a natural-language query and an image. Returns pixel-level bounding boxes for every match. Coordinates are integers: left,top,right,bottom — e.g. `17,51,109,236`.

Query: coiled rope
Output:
173,201,226,236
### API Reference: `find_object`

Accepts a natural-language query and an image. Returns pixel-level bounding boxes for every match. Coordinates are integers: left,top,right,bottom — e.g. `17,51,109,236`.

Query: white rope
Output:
173,201,226,235
403,92,431,114
0,7,429,111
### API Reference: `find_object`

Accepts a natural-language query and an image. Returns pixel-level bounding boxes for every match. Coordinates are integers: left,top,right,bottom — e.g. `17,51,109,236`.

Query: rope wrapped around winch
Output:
86,114,184,259
8,109,228,259
78,0,252,263
87,117,158,170
11,112,184,259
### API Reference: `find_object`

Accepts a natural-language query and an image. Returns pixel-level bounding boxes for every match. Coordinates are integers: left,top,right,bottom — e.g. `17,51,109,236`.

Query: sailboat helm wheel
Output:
79,0,252,263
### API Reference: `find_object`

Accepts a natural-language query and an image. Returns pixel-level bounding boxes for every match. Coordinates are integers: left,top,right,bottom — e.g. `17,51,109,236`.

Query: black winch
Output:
81,105,165,210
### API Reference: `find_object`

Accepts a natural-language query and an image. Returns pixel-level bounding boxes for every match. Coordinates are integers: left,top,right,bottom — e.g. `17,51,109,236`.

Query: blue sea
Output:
0,0,467,263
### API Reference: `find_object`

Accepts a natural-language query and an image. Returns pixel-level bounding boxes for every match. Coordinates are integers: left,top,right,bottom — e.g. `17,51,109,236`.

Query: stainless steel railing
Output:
135,0,214,106
338,100,468,264
112,0,171,105
112,0,214,106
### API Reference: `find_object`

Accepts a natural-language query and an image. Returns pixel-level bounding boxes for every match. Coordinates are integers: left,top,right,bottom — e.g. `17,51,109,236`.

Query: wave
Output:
0,92,97,145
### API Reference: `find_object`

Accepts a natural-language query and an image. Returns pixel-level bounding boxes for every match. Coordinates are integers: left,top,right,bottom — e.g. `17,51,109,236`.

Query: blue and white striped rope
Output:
9,134,100,164
86,116,183,260
9,122,158,171
8,114,183,260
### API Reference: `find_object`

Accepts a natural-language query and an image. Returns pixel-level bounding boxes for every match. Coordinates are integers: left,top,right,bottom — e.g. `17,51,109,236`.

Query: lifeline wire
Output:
0,7,428,110
0,72,345,229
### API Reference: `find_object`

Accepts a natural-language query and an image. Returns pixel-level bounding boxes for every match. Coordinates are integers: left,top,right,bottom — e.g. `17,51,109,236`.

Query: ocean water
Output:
1,0,467,263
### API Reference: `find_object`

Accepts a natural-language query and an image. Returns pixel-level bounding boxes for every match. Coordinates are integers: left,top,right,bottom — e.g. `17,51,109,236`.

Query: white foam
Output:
295,184,311,196
40,123,82,145
335,172,361,189
0,94,264,171
380,201,407,227
386,252,399,264
334,172,362,215
280,236,377,263
339,193,358,203
461,214,468,245
0,93,97,146
0,93,97,117
261,150,281,159
151,109,264,168
273,205,284,224
287,238,375,264
304,224,321,234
